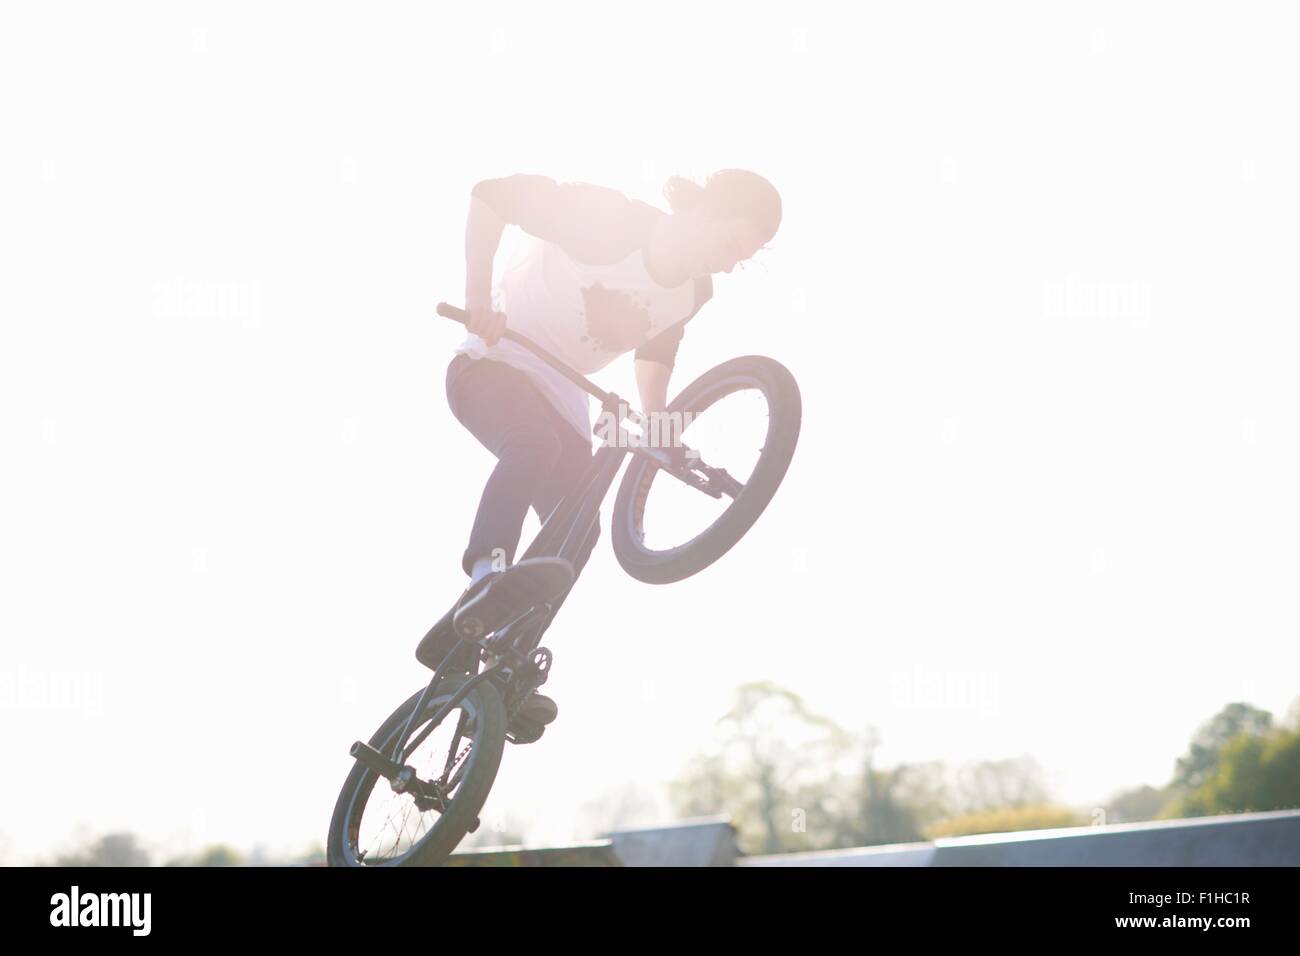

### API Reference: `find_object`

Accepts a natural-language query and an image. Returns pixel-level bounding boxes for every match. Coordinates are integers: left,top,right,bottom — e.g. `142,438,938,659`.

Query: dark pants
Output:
446,352,599,585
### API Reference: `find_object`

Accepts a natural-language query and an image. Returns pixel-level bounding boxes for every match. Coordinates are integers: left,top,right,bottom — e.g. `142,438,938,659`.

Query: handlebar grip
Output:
437,302,470,325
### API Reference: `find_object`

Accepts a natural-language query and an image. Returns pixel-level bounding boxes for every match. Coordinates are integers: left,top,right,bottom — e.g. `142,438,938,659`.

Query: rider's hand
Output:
466,304,507,346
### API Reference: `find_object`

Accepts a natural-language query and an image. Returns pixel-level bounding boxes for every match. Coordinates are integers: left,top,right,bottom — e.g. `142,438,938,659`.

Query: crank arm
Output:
628,442,745,500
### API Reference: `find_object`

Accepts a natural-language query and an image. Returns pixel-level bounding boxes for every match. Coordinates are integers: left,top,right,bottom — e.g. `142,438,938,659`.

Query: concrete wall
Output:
739,842,935,867
446,840,622,867
930,808,1300,866
449,809,1300,866
741,809,1300,866
448,817,739,867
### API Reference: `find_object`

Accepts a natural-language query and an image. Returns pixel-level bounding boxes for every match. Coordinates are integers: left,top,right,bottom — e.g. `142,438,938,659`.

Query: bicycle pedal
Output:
506,720,546,746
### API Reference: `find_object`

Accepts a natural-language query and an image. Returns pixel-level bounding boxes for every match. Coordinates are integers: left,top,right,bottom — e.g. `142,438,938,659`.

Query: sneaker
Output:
452,557,574,641
417,601,486,672
508,719,545,745
452,689,556,744
513,690,558,728
507,692,556,746
415,604,458,670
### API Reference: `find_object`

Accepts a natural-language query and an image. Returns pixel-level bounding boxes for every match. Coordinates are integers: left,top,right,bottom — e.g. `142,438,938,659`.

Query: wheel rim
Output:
340,689,486,866
627,374,773,555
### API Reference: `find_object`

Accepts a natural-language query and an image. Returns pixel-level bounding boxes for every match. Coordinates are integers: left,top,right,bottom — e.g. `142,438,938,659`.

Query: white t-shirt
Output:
456,235,699,442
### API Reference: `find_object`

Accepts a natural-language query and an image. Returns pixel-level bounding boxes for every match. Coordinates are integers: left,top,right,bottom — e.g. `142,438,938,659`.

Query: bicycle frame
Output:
361,304,754,785
395,304,690,759
392,429,669,763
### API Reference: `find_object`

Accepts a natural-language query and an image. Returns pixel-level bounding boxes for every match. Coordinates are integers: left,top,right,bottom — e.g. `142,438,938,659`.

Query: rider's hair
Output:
663,169,782,245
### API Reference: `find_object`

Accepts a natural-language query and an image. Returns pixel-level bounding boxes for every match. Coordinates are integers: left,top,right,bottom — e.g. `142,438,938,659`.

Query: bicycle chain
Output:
453,741,471,768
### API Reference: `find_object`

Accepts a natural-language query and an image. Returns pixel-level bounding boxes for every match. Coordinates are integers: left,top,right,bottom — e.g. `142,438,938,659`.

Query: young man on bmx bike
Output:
326,169,799,867
420,169,784,734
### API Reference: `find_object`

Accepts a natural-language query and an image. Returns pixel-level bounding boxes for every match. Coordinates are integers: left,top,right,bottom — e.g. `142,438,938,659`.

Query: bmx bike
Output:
326,302,801,866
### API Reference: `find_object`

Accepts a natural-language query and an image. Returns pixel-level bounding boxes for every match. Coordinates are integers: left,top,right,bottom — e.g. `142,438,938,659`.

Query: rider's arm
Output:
465,193,506,312
635,358,672,416
632,275,714,414
471,174,652,265
462,189,512,343
634,318,684,415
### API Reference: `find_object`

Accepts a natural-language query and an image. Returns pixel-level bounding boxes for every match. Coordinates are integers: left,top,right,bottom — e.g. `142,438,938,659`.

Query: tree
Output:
951,755,1050,815
1282,695,1300,732
668,681,854,855
1174,727,1300,817
162,844,245,866
49,831,151,867
577,782,665,839
1104,784,1175,824
816,727,932,848
194,845,243,866
926,804,1087,838
1172,702,1273,793
293,842,326,866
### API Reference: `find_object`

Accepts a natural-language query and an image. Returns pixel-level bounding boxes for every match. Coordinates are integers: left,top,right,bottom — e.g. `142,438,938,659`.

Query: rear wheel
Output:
611,355,801,584
327,673,507,867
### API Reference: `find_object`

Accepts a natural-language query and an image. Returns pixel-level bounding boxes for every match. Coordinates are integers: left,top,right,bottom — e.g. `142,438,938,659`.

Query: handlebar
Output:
438,302,714,478
437,301,639,423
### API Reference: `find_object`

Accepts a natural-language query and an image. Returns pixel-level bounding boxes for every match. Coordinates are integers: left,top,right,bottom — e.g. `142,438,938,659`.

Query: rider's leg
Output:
446,354,567,575
526,425,599,622
468,555,496,586
418,355,582,672
532,424,598,566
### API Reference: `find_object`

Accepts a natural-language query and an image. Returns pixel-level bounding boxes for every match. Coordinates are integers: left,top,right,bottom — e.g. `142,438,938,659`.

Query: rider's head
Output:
663,169,782,276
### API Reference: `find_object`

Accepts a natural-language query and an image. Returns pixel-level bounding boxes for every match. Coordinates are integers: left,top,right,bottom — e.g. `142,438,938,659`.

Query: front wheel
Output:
327,673,507,867
611,355,801,585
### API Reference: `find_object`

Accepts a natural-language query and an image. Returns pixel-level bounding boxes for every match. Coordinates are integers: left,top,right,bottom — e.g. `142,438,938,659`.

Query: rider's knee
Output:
499,426,563,472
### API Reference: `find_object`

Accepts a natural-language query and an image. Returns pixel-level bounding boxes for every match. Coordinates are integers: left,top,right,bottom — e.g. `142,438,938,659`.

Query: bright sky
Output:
2,2,1298,863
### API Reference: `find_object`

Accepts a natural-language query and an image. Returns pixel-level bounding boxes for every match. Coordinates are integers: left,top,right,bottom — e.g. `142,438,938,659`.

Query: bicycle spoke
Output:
636,388,769,551
350,697,477,864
